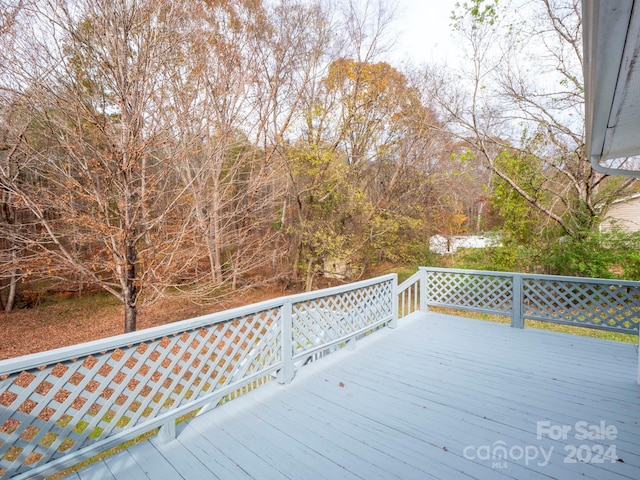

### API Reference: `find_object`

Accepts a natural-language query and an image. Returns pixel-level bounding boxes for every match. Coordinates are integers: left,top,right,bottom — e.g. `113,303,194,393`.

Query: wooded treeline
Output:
1,0,638,331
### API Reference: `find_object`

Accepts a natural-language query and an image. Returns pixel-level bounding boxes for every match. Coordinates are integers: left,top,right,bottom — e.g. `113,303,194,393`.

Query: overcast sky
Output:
390,0,461,65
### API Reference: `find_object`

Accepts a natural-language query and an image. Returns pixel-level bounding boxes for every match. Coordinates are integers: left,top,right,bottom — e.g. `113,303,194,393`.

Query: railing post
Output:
419,268,429,312
158,420,176,444
511,274,524,328
278,301,294,384
390,276,398,328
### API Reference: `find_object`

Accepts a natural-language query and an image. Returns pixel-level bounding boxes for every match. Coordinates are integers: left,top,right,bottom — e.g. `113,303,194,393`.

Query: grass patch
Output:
32,293,120,322
430,306,511,325
395,267,418,284
72,421,89,435
525,319,637,343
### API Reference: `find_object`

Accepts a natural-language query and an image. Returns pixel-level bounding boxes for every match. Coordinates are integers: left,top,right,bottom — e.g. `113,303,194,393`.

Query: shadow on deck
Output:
64,312,640,480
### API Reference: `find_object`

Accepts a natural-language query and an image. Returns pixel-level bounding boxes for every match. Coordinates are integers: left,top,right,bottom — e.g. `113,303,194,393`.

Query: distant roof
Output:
610,192,640,205
583,0,640,178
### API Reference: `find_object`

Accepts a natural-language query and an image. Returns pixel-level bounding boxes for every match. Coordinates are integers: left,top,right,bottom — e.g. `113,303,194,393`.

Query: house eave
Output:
583,0,640,177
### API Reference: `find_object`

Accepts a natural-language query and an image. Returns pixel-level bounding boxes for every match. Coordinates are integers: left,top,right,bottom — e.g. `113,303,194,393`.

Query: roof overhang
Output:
583,0,640,177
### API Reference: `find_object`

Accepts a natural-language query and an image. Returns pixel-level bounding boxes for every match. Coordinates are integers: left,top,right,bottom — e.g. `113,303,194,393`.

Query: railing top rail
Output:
287,274,395,303
419,267,515,278
520,272,640,287
0,274,396,376
419,266,640,287
397,271,422,294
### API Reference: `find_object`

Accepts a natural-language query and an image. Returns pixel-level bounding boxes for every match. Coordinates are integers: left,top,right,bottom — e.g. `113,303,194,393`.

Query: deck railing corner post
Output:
278,301,294,384
419,267,429,312
511,274,524,328
390,275,399,328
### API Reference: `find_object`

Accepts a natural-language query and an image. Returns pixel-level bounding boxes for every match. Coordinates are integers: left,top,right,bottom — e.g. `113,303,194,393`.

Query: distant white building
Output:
600,194,640,233
429,234,502,255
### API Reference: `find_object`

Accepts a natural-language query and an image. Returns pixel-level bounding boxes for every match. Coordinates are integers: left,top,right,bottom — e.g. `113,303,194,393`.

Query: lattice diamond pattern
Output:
427,272,512,313
523,279,640,333
0,309,280,479
291,282,393,357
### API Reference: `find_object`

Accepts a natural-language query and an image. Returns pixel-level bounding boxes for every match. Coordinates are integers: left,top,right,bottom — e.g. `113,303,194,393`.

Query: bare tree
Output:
429,0,637,239
0,0,203,331
0,0,32,311
160,0,338,295
0,0,462,322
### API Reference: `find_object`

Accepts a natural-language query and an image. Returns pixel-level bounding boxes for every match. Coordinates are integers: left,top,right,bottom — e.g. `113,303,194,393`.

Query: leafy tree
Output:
544,229,640,280
490,149,549,245
166,0,288,293
284,142,362,289
307,58,446,273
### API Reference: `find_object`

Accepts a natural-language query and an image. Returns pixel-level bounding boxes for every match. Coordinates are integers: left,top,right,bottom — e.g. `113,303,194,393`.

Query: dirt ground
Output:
0,263,400,361
0,285,293,361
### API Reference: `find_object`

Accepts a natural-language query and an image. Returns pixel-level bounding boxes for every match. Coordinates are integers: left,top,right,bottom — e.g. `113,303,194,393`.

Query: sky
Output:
390,0,461,65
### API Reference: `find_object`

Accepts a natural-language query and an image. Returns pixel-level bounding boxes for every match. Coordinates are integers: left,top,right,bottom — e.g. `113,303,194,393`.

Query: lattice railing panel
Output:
0,308,280,479
291,281,394,359
0,274,398,480
523,278,640,333
426,270,513,314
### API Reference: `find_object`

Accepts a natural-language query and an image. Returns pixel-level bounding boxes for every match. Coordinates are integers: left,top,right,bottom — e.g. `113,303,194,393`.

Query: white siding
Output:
601,196,640,232
429,234,501,254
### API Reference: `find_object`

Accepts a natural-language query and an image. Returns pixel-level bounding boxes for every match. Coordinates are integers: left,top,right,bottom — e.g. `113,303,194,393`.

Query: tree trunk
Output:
291,237,301,281
207,173,223,284
124,301,137,334
304,256,315,291
5,249,17,312
123,239,138,333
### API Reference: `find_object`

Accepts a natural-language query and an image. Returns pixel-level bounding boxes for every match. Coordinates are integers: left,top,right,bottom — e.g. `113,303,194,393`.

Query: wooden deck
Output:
62,312,640,480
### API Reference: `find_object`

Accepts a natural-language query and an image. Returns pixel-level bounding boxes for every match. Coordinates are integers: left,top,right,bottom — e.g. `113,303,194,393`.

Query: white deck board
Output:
63,312,640,480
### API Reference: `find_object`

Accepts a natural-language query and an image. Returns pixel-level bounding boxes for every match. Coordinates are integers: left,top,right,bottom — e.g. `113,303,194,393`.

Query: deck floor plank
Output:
102,450,150,479
347,344,640,437
242,394,438,480
174,403,315,480
124,440,185,480
244,384,457,479
73,459,116,480
207,407,371,480
169,418,282,479
62,312,640,480
291,363,595,480
308,355,635,480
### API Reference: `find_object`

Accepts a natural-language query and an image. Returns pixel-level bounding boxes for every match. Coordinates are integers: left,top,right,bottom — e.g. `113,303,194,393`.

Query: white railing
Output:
397,270,426,319
4,267,636,479
421,267,640,334
0,274,396,480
